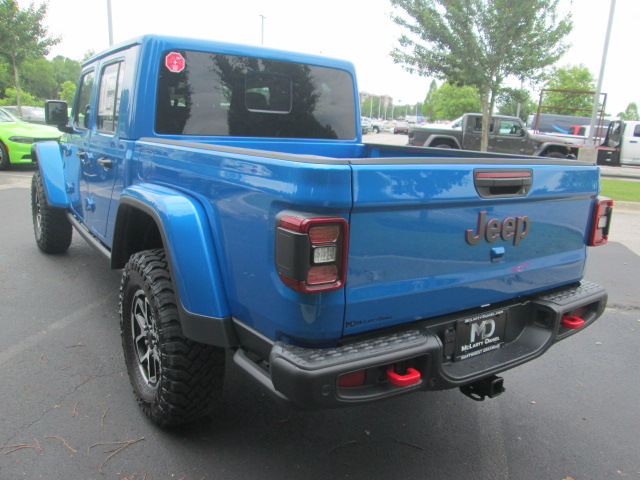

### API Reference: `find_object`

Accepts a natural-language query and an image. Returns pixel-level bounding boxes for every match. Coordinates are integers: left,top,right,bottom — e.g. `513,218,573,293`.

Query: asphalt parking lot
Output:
1,161,639,480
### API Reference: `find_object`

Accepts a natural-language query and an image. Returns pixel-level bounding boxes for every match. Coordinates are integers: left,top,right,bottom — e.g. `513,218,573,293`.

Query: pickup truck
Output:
597,120,640,166
409,113,585,158
32,35,612,427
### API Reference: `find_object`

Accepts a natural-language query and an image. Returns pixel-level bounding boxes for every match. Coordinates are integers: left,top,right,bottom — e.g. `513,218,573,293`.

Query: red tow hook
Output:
386,365,421,387
561,315,585,329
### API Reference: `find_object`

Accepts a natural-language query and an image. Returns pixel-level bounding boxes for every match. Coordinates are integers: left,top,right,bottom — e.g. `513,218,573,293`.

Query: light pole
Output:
588,0,616,144
259,15,266,45
107,0,113,46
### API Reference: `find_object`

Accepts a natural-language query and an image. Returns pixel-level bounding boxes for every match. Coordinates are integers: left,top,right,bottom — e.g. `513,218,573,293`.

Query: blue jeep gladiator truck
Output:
32,35,613,427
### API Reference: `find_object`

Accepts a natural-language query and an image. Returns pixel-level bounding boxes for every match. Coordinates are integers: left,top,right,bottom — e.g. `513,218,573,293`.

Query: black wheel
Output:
373,126,380,134
543,151,566,158
431,142,453,149
31,172,72,253
120,249,225,427
0,142,10,170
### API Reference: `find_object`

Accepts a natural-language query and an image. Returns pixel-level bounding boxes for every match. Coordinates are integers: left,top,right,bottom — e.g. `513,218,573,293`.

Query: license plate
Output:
454,309,507,361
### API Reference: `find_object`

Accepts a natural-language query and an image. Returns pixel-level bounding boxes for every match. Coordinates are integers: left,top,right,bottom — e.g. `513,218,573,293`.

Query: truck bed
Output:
130,137,600,344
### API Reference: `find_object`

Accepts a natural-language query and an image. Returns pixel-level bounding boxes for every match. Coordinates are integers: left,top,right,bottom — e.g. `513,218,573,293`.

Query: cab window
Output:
97,62,125,133
74,70,95,130
473,117,493,132
498,119,522,135
155,50,356,139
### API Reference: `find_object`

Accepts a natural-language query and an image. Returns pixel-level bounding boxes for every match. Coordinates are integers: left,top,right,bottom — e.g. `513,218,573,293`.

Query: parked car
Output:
394,121,409,134
0,108,61,170
2,105,46,124
361,116,371,134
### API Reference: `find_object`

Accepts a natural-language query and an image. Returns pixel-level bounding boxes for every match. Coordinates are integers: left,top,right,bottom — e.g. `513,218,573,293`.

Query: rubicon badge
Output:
465,211,530,246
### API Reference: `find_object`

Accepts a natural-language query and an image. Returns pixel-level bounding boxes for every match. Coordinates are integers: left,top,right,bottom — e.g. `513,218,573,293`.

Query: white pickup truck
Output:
599,120,640,166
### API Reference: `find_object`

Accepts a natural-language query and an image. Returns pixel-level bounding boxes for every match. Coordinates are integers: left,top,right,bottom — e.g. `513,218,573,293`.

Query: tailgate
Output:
344,160,599,335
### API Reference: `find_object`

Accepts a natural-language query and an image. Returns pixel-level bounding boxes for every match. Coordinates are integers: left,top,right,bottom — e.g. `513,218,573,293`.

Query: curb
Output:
614,201,640,213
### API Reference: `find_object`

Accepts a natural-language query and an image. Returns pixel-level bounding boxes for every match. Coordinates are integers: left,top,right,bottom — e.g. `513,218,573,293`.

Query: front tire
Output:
31,172,72,253
120,249,225,427
0,142,10,170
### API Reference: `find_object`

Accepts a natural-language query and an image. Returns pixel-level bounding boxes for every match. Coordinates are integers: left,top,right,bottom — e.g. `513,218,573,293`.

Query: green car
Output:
0,107,61,170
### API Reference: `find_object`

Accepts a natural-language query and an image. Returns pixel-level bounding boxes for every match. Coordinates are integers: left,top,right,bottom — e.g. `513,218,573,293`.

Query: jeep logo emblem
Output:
465,211,530,246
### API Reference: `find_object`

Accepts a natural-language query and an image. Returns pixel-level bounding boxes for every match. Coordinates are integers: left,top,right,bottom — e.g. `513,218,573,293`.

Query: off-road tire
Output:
31,172,73,253
0,142,11,170
120,249,225,427
431,142,454,149
543,151,566,159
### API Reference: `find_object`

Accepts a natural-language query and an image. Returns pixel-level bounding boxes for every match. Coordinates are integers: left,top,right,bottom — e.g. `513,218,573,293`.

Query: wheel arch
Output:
536,143,573,158
32,142,69,207
113,184,235,346
424,135,462,149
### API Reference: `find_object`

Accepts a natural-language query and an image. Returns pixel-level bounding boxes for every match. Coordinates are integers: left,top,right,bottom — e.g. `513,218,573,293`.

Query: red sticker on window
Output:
165,52,185,73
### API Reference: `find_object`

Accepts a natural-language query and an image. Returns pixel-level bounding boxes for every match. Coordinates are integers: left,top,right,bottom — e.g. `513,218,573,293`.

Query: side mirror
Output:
45,100,73,133
519,128,526,137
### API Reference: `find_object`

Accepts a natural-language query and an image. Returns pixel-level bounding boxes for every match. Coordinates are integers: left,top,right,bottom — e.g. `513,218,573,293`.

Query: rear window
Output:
155,50,356,139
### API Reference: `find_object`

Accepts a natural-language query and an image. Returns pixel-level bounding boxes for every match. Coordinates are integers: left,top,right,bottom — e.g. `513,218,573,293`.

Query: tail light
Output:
275,213,349,293
589,197,613,246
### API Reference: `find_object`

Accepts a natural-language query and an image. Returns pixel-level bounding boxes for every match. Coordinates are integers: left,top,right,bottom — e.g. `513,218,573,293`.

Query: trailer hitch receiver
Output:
460,375,505,401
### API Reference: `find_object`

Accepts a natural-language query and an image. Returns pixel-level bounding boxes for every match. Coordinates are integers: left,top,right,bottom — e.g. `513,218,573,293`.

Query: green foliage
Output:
0,88,41,107
429,82,481,121
0,0,59,108
21,57,57,99
422,79,438,121
1,54,81,105
497,88,536,121
0,62,10,95
618,103,639,121
361,95,391,119
542,64,596,116
51,56,81,86
390,0,572,150
59,81,76,104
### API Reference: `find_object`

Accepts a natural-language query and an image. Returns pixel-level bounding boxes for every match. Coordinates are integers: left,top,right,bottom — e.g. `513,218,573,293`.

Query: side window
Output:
74,70,95,129
473,118,494,132
634,124,640,137
499,120,521,135
97,62,125,133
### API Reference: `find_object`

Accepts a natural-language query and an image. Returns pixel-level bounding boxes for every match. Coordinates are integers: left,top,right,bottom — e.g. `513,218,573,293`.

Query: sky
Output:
22,0,639,116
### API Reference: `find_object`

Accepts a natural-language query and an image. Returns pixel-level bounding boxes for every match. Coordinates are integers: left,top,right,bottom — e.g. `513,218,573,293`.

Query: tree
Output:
21,57,57,99
618,102,639,121
497,88,536,121
430,82,481,121
0,87,40,107
58,80,76,104
542,64,596,116
390,0,572,151
51,56,81,86
422,79,438,121
0,0,59,115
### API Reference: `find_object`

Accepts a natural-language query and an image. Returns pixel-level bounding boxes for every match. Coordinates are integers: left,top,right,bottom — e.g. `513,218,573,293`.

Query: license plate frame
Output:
454,309,507,361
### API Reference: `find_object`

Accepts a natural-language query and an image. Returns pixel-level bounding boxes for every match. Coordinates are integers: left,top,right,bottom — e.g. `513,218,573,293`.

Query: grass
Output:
600,179,640,203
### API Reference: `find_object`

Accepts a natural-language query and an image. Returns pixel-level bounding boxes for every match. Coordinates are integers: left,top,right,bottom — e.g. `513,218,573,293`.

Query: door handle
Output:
97,157,113,169
77,151,90,166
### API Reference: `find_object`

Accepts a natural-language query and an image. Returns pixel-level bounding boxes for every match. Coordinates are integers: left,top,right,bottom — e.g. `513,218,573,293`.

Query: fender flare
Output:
534,142,572,157
424,135,462,149
32,142,69,207
113,183,235,346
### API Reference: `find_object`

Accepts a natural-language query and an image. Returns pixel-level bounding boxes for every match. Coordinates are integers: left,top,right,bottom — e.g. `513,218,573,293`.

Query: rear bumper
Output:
234,281,607,409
